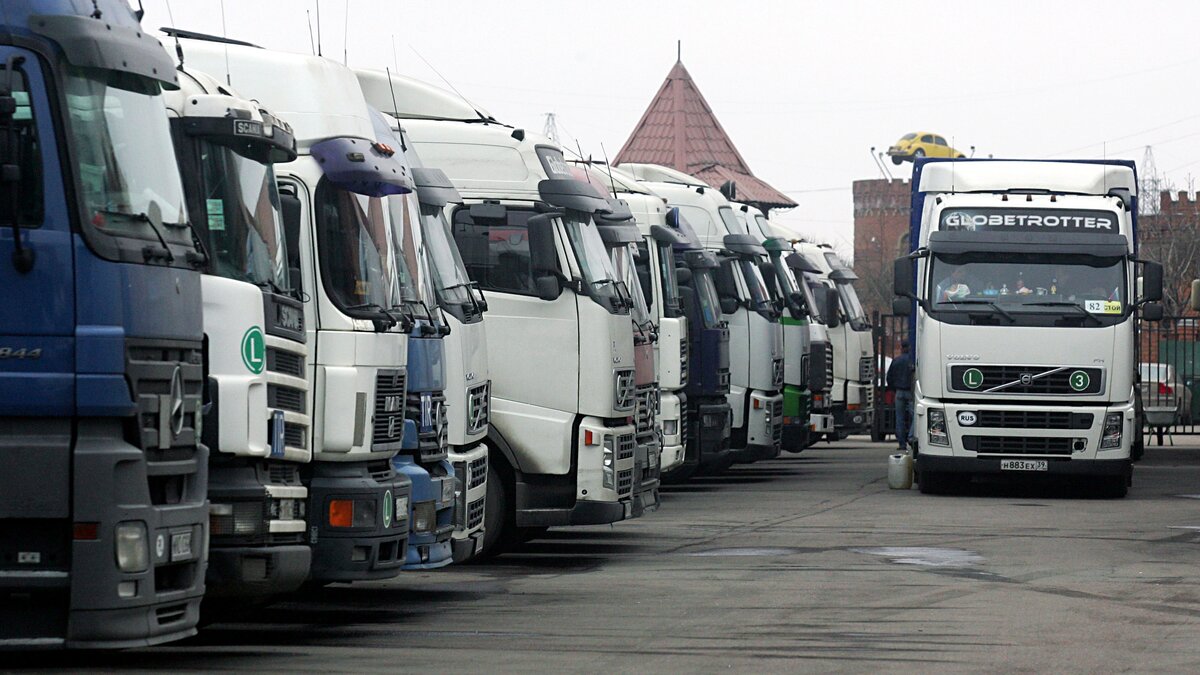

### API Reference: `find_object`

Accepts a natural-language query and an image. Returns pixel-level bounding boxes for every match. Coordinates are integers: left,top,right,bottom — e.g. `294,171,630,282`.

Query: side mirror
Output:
893,256,915,298
289,266,303,294
527,213,558,274
1140,261,1163,303
1192,279,1200,312
280,192,303,273
719,296,739,315
1142,302,1164,322
789,291,806,311
824,288,841,328
892,297,912,316
675,266,692,285
534,274,562,301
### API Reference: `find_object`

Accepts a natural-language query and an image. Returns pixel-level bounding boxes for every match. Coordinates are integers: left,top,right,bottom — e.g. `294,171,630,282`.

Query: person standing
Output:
887,341,915,450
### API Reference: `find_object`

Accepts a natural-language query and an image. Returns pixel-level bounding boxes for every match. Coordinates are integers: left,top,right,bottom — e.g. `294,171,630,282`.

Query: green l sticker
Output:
241,326,265,374
383,489,394,528
962,367,984,389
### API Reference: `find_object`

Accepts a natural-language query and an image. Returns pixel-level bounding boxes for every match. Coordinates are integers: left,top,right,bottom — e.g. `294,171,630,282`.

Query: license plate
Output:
170,532,193,561
1000,459,1048,472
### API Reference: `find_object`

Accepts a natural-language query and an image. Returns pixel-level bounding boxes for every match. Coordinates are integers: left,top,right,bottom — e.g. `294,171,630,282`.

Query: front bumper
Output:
918,454,1132,479
693,399,732,468
740,390,783,460
206,545,310,598
305,462,411,583
631,441,660,518
658,392,685,472
450,444,488,562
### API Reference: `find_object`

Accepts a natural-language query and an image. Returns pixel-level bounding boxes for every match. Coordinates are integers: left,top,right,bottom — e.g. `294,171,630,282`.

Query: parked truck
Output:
373,73,642,551
893,158,1163,496
0,2,208,647
180,37,414,581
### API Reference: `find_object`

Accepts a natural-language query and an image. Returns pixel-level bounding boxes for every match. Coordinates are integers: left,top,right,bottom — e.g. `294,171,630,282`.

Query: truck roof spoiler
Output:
928,230,1130,257
34,14,180,87
412,167,463,207
829,267,858,282
785,251,821,273
537,179,612,215
722,233,767,257
650,224,691,248
596,197,635,224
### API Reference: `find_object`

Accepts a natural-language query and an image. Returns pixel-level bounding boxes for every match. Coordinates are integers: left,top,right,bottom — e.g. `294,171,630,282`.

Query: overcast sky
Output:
142,0,1200,260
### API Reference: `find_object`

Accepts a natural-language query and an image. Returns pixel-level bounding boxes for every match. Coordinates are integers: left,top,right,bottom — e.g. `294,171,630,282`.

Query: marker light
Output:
328,500,354,528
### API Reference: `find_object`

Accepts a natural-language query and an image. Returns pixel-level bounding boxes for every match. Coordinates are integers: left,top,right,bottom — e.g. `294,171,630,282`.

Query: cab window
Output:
0,64,43,226
451,205,539,296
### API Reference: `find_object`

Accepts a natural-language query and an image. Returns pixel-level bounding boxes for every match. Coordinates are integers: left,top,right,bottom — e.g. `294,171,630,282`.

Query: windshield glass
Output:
691,269,723,329
314,179,402,320
389,196,437,323
196,141,288,290
420,203,480,313
740,259,772,310
656,242,683,318
562,211,625,312
837,282,867,322
611,244,653,330
754,214,773,239
929,253,1127,326
720,206,747,235
64,66,189,239
803,272,828,323
770,253,805,317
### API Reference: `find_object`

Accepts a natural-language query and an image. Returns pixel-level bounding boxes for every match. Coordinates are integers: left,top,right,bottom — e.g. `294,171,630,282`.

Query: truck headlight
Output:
328,499,377,528
1100,412,1123,449
928,409,950,446
602,435,614,489
115,522,149,573
440,476,456,506
662,419,678,437
413,501,436,533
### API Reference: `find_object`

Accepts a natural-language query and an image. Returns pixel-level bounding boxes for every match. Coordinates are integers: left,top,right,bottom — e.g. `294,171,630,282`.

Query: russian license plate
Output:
1000,459,1048,472
170,531,193,562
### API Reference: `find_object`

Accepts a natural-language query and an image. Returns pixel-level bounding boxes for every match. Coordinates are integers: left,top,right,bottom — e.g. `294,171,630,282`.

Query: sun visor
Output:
683,249,720,270
665,207,702,249
650,224,691,248
785,252,821,273
829,267,859,282
597,221,642,245
537,179,611,215
31,14,180,87
596,197,634,224
722,233,767,257
928,230,1130,258
412,167,462,207
311,136,413,197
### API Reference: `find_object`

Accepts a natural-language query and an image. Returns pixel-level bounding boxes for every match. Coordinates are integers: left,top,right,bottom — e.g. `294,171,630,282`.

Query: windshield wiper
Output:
344,303,399,329
96,209,176,264
942,299,1015,323
1025,301,1102,325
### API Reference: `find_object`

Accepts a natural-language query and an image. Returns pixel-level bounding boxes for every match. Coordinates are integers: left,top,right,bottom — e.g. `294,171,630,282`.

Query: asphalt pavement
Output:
19,438,1200,673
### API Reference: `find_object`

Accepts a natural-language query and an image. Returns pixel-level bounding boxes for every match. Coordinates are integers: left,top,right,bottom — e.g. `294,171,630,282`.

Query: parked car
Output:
1138,362,1193,426
887,132,966,165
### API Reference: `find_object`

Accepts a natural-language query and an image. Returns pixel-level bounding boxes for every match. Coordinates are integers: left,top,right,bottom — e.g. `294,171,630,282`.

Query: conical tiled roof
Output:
614,60,796,212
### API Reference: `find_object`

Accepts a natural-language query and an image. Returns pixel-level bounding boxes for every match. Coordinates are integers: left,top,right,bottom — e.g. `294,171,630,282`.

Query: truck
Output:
0,2,209,647
179,36,414,582
354,71,492,562
620,166,784,466
795,241,874,440
733,203,835,450
373,73,642,551
893,158,1164,496
165,64,311,600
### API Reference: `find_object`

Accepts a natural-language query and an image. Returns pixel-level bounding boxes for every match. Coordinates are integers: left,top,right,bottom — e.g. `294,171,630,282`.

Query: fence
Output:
869,312,1199,440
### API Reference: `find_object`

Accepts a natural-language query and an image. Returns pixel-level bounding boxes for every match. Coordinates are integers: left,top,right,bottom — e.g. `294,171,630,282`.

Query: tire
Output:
891,156,902,166
476,449,514,559
913,148,926,159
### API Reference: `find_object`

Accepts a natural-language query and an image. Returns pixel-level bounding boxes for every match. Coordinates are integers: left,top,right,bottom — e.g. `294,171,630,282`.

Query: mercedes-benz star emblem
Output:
169,365,186,437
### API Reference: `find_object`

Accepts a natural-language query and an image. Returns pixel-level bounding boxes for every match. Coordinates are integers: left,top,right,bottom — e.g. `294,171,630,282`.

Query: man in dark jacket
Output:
887,341,914,450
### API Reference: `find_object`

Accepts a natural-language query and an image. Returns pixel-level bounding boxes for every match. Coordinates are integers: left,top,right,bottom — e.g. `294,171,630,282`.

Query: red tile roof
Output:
614,60,796,211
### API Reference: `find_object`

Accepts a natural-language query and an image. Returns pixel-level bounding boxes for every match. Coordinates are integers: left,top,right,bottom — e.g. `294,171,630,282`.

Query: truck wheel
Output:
475,450,515,559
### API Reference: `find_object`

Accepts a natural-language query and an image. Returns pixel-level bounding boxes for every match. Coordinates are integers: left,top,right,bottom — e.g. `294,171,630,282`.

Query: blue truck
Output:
0,1,208,647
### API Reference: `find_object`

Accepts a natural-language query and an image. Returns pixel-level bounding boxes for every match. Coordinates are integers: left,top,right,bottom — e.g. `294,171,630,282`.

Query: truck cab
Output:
796,241,874,440
0,3,208,647
629,173,784,465
165,64,311,599
896,158,1163,497
179,38,414,582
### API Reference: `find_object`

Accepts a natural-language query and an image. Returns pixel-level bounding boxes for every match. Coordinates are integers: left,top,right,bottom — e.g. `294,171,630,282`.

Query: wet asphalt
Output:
18,438,1200,673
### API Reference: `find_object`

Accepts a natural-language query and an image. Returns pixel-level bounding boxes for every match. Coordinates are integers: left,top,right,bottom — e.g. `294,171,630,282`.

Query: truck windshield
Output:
389,196,438,325
196,141,289,291
802,272,827,324
64,66,190,242
562,211,626,314
611,244,653,332
313,179,402,321
740,259,777,319
929,253,1127,326
770,253,803,316
420,203,483,321
693,269,723,329
656,241,683,318
719,206,747,235
836,281,868,329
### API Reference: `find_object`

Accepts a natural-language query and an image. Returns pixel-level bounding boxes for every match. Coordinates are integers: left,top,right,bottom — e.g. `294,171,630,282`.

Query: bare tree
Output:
1138,180,1200,316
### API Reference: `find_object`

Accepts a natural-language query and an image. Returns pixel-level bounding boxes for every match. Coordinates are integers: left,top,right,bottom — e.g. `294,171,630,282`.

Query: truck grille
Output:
772,358,785,390
616,432,636,461
825,350,834,390
963,435,1075,456
771,398,784,443
368,460,396,483
678,339,689,387
975,410,1093,430
467,496,485,529
372,369,408,452
949,365,1102,395
126,340,204,453
466,382,490,435
406,391,449,462
467,455,488,490
859,356,873,383
266,348,304,378
282,422,306,450
800,353,810,389
617,468,634,497
266,464,301,486
634,384,658,438
267,384,305,414
614,369,636,411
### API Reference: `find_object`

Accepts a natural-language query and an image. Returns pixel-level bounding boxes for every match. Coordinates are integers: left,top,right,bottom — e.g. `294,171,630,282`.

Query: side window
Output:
634,241,653,312
714,260,740,310
920,134,934,144
451,206,537,295
934,136,948,146
0,63,43,226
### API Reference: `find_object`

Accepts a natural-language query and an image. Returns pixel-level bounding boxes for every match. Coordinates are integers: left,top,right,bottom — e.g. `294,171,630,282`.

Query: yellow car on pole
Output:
887,132,966,164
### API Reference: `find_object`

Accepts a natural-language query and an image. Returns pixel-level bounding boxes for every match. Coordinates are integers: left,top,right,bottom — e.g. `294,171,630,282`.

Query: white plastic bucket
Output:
888,453,913,489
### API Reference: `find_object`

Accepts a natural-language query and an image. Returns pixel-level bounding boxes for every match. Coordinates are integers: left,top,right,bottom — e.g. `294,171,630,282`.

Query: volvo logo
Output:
168,365,186,437
383,395,403,413
1019,373,1033,386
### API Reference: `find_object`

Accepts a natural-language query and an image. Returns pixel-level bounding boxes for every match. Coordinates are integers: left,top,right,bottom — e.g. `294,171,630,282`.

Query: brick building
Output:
852,178,911,317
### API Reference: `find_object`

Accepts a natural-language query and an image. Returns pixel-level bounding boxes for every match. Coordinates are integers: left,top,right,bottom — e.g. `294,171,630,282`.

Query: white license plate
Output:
1000,459,1049,472
170,532,193,561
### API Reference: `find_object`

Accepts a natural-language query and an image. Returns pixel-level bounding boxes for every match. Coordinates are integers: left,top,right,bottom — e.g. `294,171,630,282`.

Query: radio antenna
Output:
601,143,618,196
342,0,349,65
219,0,230,85
410,46,477,116
306,11,316,55
315,0,322,57
385,67,407,151
575,140,589,172
164,0,184,69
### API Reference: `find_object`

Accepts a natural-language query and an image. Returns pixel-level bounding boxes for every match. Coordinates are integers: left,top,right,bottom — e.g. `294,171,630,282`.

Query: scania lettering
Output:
180,38,414,580
0,2,207,648
893,158,1164,497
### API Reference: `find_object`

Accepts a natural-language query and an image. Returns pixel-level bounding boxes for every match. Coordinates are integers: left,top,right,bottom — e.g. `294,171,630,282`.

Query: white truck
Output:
621,166,784,465
894,158,1164,496
795,241,874,440
373,74,642,550
181,37,415,581
164,63,311,598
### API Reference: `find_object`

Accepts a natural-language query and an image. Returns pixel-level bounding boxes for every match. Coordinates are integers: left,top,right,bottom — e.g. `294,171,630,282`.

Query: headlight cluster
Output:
662,419,678,437
928,409,950,446
115,522,149,573
328,498,377,529
210,502,264,537
413,501,436,533
602,434,615,489
1101,412,1123,449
